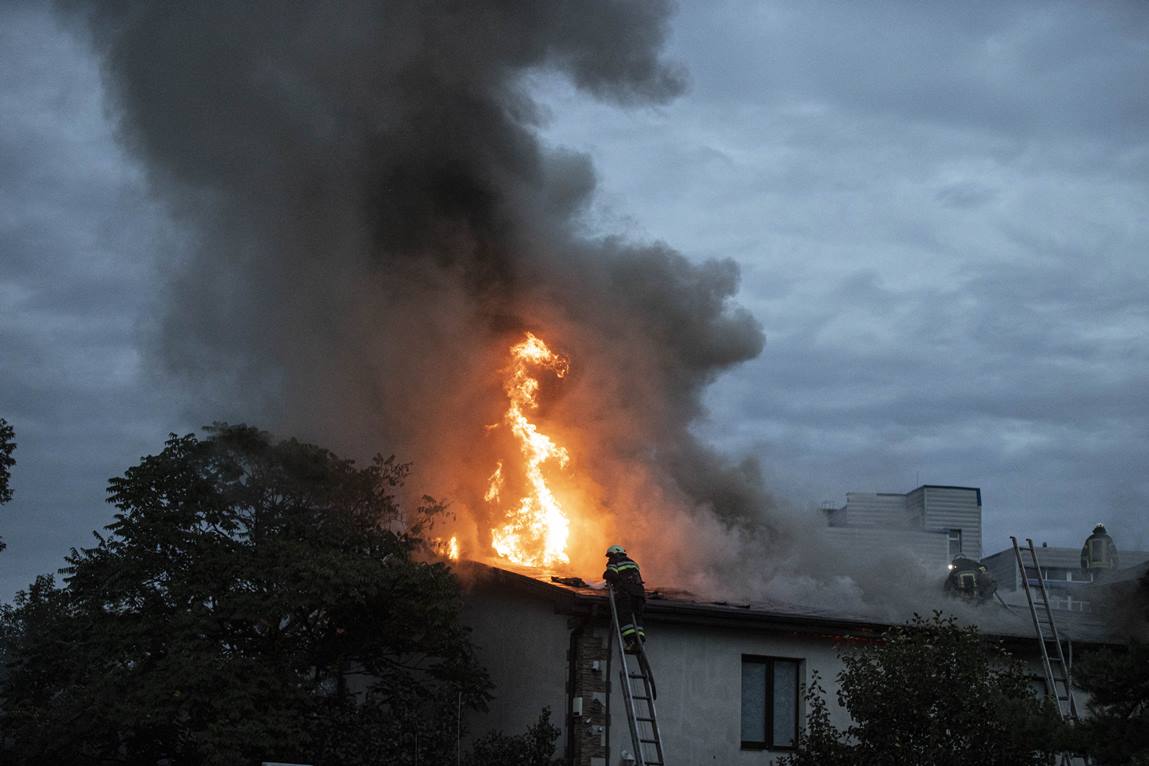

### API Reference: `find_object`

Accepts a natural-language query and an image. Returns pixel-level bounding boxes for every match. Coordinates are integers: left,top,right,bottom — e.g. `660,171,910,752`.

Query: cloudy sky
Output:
2,1,1148,599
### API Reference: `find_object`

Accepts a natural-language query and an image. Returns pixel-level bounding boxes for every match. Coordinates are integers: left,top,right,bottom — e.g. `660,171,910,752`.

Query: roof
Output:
462,561,1128,647
1107,559,1149,584
983,546,1149,571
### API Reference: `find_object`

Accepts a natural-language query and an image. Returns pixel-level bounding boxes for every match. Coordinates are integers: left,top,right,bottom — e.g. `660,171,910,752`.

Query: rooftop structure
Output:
824,484,982,572
983,543,1149,613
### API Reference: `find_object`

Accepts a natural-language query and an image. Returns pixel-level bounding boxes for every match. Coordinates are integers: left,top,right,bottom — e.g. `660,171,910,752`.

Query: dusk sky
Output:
3,1,1148,599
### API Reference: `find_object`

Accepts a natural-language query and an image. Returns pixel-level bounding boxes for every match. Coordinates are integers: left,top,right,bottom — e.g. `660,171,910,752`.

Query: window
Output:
947,528,963,558
741,656,801,750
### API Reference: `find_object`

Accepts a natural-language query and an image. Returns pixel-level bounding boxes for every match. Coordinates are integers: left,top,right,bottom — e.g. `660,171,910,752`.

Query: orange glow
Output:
484,461,504,504
432,535,461,561
488,332,571,567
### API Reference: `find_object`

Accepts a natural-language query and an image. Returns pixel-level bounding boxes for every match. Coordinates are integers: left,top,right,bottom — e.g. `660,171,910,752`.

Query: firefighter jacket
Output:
1081,532,1119,570
945,560,996,603
604,555,646,599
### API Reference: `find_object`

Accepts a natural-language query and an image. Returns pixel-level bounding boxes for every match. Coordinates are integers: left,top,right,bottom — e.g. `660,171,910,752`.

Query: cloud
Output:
535,0,1149,558
4,0,1149,603
0,3,185,599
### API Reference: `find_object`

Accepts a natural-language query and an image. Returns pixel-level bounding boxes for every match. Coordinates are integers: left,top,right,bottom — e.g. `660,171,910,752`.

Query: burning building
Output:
458,559,1122,765
55,2,1141,764
61,0,780,591
455,484,1131,764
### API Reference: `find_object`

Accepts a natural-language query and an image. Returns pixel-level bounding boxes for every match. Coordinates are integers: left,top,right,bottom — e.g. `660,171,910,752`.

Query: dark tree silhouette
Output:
1073,640,1149,765
0,417,15,553
0,424,489,765
781,613,1066,766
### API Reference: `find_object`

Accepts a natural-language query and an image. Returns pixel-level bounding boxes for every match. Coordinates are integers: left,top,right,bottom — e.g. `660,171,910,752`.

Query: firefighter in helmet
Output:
604,545,646,652
1081,523,1119,577
944,554,997,604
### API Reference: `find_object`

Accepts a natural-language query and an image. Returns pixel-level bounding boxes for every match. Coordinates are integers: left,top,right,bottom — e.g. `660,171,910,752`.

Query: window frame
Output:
740,654,802,751
947,528,963,558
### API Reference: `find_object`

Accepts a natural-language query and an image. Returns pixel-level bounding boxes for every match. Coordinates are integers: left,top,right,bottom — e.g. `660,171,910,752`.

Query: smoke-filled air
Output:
57,0,958,618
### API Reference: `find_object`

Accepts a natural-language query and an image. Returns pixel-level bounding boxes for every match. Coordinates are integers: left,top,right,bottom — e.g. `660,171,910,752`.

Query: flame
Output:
432,535,461,562
488,332,572,567
484,461,504,504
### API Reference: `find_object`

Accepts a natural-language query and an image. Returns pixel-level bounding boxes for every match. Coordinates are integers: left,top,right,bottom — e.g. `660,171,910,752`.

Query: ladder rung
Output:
628,673,647,679
633,695,650,701
636,716,655,722
640,738,660,744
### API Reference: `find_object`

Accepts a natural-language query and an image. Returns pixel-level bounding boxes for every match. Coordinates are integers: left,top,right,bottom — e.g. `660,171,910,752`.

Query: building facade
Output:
461,563,1106,766
824,484,982,571
982,544,1149,613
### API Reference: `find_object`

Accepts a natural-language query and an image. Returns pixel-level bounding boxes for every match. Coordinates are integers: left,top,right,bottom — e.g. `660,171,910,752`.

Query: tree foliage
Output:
778,672,854,766
1073,640,1149,765
0,424,490,766
781,612,1065,766
464,707,561,766
0,417,14,506
0,417,14,554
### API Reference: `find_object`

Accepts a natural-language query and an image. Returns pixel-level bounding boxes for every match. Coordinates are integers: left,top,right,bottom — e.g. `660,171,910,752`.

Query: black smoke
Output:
58,0,769,580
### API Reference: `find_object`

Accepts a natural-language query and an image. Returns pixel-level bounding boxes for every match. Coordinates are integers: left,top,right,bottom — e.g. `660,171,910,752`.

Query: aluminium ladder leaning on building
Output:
1010,536,1088,766
607,585,666,766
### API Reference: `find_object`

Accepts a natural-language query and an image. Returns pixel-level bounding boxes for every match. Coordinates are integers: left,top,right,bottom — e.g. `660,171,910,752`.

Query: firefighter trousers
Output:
616,593,646,646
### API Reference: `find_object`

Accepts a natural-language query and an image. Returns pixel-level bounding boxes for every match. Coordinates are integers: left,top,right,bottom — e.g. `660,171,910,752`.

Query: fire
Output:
432,535,461,562
484,461,504,504
488,332,572,567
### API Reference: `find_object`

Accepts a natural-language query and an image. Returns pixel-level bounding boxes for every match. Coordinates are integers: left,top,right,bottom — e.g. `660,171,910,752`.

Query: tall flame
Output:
488,332,571,567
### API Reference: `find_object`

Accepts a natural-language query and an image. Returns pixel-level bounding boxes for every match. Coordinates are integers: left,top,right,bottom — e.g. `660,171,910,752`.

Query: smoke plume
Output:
56,0,833,589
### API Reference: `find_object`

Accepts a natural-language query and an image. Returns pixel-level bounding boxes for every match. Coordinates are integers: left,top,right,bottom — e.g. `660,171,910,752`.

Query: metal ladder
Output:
1010,537,1085,766
607,585,665,766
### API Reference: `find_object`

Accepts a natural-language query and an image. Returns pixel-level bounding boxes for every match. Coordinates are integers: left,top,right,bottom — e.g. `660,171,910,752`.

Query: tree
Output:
465,707,561,766
777,672,854,766
780,612,1066,766
1073,640,1149,765
0,424,490,766
0,417,14,553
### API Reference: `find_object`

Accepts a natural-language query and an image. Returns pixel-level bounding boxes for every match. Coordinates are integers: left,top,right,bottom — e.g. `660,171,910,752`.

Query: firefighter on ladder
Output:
945,554,996,604
604,545,646,653
1081,523,1119,580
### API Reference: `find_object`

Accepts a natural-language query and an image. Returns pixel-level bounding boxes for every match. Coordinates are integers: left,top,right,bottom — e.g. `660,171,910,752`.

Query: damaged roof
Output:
462,561,1129,648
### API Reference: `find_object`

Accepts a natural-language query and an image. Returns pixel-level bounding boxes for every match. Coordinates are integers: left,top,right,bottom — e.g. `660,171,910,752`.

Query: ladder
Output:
607,585,666,766
1010,537,1085,766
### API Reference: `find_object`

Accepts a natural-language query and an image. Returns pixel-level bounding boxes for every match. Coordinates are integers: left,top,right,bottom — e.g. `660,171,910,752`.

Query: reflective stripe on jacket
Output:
604,556,645,597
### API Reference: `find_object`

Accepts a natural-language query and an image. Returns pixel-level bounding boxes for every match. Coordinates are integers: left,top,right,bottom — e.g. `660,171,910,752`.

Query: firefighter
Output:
944,554,996,604
1081,523,1119,577
604,545,646,652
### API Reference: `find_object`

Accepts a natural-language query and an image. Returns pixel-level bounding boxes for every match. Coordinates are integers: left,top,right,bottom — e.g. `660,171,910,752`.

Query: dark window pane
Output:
772,660,799,747
741,661,767,743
